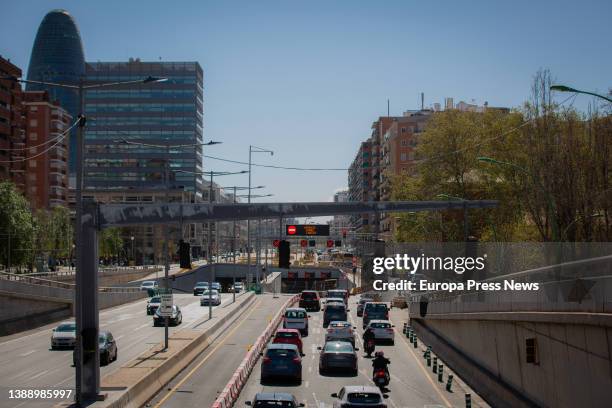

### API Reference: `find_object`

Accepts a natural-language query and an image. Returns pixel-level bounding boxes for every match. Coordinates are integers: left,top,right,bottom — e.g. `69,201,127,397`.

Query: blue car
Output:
260,343,302,384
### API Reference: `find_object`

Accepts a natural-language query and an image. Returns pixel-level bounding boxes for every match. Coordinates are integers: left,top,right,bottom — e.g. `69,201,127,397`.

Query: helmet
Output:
375,351,384,357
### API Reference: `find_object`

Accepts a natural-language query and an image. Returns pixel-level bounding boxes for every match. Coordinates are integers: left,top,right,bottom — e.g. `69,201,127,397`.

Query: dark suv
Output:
299,290,321,311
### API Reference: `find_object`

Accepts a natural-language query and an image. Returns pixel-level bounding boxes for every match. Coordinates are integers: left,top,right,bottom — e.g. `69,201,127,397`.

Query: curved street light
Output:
550,84,612,104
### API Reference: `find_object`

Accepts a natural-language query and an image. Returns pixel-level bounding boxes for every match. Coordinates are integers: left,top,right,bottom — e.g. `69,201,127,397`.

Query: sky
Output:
2,0,611,207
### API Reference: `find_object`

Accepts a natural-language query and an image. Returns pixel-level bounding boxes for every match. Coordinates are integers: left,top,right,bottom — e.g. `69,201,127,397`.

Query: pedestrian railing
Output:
0,270,141,293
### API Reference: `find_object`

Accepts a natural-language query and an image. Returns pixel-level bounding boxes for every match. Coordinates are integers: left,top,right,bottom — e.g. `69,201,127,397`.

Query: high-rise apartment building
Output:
22,91,72,209
331,189,351,237
0,56,26,192
348,140,373,233
26,9,85,174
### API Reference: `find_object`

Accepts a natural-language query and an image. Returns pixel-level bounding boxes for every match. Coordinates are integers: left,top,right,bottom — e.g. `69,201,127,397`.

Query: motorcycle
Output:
365,338,376,357
373,368,390,389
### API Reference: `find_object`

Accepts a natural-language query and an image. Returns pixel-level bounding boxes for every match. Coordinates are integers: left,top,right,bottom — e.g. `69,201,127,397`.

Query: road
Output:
235,296,487,408
146,294,291,407
0,291,242,408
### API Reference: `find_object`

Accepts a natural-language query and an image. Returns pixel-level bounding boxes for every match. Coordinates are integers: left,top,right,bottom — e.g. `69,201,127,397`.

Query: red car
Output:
272,329,303,355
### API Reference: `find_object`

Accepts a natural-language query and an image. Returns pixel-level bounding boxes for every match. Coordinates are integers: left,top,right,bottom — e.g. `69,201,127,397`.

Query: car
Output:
153,304,182,326
140,280,158,291
283,307,309,336
325,321,355,346
327,289,349,305
211,282,221,292
193,281,209,296
298,290,321,311
72,330,117,366
325,297,345,307
229,282,243,293
331,386,387,408
363,302,389,329
272,328,303,355
323,303,348,327
357,296,375,317
260,343,302,383
200,289,221,306
318,341,358,375
51,321,76,349
366,320,395,344
146,296,161,315
245,392,304,408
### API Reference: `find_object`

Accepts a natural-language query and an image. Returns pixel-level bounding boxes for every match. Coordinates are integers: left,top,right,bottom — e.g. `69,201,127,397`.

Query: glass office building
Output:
26,9,85,173
83,59,204,197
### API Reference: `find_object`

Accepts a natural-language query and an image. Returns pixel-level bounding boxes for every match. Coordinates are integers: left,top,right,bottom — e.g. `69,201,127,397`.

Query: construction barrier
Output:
211,294,300,408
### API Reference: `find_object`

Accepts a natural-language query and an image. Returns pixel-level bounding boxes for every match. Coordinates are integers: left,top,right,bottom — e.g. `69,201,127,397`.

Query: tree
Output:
0,182,35,270
34,206,74,261
99,228,124,262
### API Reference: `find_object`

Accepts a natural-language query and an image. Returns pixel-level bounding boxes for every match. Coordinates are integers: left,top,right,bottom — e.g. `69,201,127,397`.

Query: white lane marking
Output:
19,350,36,357
308,365,312,373
304,380,309,388
27,369,49,381
133,322,150,332
312,392,321,408
52,376,72,387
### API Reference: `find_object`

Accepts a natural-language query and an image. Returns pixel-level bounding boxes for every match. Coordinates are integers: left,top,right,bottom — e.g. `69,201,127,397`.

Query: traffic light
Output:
326,240,334,248
334,240,342,247
278,240,290,268
308,240,316,247
179,240,191,269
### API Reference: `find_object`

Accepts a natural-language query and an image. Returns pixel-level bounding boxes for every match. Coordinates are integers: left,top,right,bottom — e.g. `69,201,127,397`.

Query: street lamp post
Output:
130,236,135,265
1,74,167,404
478,156,560,241
550,84,612,104
247,146,273,285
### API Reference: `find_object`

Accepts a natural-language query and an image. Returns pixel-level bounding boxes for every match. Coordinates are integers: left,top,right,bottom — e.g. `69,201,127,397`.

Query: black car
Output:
323,303,348,327
298,290,321,311
318,340,358,375
73,330,117,366
154,305,182,326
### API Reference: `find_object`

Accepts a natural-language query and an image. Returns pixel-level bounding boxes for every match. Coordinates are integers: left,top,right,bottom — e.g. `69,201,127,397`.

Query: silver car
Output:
366,320,395,344
200,289,221,306
51,322,76,349
331,385,387,407
325,321,355,346
139,280,158,291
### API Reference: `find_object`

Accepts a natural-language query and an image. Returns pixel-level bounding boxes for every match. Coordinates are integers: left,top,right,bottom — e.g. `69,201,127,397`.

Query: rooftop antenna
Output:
387,99,390,117
421,92,424,110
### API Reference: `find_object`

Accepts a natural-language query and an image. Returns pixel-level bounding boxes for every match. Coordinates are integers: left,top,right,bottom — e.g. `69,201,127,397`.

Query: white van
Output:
283,307,309,336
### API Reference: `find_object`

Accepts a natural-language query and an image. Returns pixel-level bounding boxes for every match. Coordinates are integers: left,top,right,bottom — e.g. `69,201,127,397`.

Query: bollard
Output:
433,357,438,373
465,394,472,408
403,323,408,334
446,374,453,392
438,364,444,382
413,337,418,348
427,355,431,367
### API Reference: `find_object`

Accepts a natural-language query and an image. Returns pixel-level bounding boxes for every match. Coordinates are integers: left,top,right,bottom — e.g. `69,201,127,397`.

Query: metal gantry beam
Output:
96,200,499,227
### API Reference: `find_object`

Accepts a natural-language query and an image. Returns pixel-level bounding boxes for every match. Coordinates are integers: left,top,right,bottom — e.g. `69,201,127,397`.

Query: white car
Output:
331,385,387,408
325,321,355,346
366,320,395,344
51,322,76,349
200,290,221,306
140,281,158,291
283,307,309,336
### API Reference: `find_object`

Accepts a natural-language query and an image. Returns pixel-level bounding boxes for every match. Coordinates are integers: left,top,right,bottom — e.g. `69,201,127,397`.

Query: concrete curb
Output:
212,294,300,408
95,292,257,408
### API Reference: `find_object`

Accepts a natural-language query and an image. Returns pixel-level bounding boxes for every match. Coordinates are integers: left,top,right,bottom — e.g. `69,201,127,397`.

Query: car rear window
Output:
326,305,345,312
285,310,307,318
347,393,381,404
371,322,391,328
57,323,75,332
266,348,297,358
276,332,298,339
150,296,160,303
366,304,388,312
254,401,295,408
328,291,346,298
301,292,318,300
324,342,354,352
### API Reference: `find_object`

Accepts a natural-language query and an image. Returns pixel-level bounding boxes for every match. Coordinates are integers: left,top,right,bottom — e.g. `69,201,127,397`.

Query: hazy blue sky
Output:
2,0,611,204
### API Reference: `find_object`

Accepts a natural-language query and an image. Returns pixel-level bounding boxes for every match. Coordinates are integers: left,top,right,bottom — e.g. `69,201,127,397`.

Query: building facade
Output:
0,56,25,192
22,91,72,209
82,59,205,263
26,9,85,174
348,140,372,233
330,189,351,237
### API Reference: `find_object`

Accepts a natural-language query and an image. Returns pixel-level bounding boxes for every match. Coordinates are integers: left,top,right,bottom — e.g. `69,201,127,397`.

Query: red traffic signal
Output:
326,240,334,248
287,225,297,235
273,239,280,248
300,239,308,247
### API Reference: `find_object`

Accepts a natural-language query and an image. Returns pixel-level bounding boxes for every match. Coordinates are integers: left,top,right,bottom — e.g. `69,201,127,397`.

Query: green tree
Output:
0,182,35,270
99,228,124,261
34,206,74,260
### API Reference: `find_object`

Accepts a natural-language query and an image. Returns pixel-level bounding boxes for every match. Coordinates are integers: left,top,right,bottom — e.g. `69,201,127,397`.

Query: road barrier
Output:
212,294,300,408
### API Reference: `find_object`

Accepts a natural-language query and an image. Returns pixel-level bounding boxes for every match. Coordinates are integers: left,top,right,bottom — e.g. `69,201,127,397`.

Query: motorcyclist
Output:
372,351,391,378
362,327,376,355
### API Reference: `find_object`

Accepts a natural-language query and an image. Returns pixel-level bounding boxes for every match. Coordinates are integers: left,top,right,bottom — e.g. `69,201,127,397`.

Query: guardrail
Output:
17,265,162,280
0,270,141,294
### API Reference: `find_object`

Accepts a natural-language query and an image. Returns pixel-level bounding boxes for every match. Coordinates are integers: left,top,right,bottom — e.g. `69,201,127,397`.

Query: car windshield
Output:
98,334,107,345
371,322,391,328
266,348,297,358
347,393,381,404
254,401,295,408
301,292,317,300
276,332,298,339
56,323,75,332
285,310,306,319
142,281,154,287
150,296,161,303
324,342,353,352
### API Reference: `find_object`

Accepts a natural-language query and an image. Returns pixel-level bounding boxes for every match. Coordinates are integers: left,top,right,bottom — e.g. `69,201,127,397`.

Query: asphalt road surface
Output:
0,292,242,408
